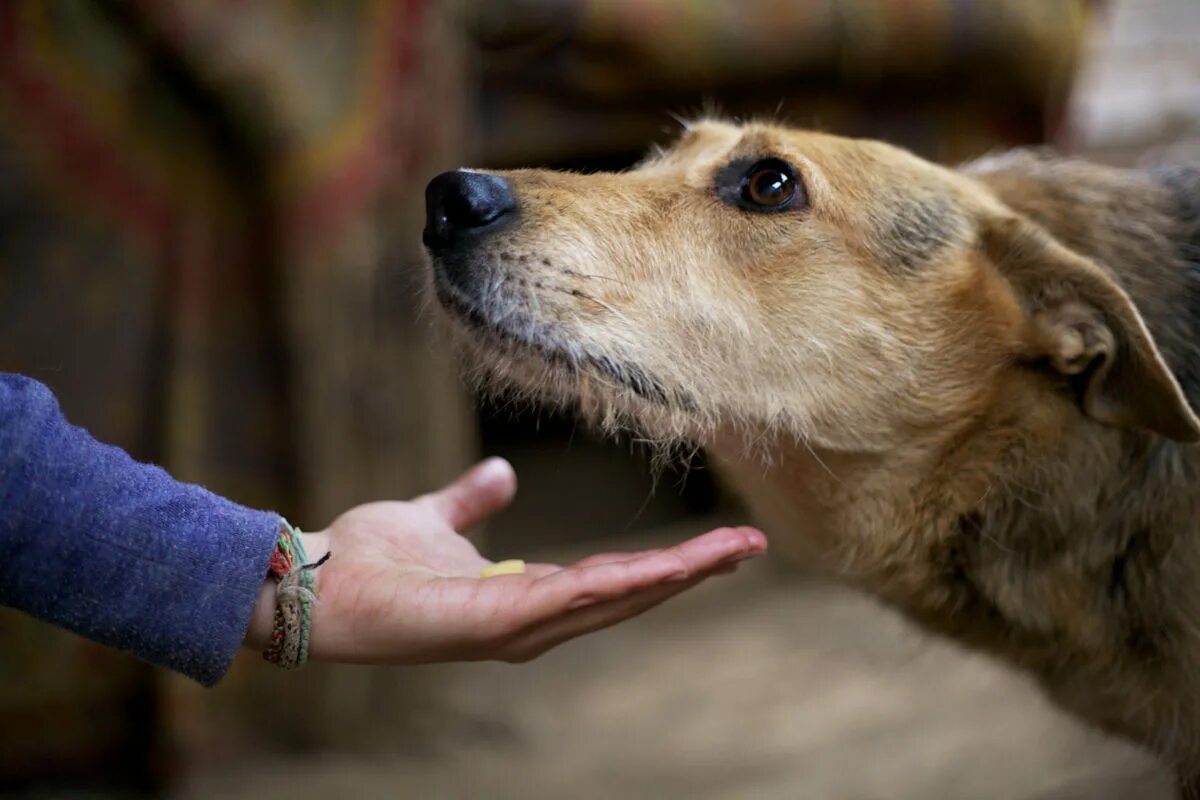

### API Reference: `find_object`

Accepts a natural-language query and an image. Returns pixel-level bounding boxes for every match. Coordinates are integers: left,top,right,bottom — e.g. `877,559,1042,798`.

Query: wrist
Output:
243,528,331,652
244,579,276,652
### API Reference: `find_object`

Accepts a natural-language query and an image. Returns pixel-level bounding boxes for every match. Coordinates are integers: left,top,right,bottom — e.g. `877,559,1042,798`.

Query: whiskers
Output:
567,288,636,328
560,269,633,289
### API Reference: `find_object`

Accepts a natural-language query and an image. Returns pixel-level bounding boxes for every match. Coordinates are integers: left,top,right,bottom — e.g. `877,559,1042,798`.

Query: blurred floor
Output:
175,525,1171,800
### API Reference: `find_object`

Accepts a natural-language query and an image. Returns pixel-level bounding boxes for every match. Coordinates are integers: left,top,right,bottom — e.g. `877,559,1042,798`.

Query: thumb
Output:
417,457,518,530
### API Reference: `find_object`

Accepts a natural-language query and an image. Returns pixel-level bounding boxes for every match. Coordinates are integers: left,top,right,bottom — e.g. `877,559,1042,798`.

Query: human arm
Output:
0,373,279,686
0,373,767,682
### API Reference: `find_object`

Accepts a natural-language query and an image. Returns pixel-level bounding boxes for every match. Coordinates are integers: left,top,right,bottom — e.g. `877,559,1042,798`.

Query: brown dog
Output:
423,119,1200,795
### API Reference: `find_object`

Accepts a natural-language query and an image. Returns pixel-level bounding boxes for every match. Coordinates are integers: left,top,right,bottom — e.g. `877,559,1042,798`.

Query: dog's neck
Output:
708,424,972,583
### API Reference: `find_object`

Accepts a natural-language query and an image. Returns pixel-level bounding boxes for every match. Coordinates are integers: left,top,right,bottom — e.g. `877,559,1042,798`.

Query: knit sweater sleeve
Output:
0,373,281,686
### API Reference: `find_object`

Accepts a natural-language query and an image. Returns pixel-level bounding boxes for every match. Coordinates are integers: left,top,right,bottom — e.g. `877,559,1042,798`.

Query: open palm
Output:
261,458,766,665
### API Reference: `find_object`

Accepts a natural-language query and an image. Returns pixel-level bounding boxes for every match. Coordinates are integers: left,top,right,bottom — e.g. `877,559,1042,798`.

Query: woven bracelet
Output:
263,519,330,670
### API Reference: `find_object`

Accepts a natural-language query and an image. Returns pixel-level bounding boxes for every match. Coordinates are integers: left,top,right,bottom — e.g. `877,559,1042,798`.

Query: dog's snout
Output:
423,170,515,251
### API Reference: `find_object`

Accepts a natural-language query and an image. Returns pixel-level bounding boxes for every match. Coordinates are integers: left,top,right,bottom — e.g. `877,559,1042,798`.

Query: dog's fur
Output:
426,120,1200,791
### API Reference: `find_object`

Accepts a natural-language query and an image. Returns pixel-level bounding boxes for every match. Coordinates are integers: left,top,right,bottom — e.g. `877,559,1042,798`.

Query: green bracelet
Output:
263,519,329,669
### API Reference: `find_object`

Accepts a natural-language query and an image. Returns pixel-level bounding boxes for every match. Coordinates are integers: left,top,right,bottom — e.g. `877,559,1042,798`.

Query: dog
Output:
423,119,1200,796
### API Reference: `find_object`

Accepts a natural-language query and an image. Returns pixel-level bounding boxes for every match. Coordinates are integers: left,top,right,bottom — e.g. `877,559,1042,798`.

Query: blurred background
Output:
1,0,1197,798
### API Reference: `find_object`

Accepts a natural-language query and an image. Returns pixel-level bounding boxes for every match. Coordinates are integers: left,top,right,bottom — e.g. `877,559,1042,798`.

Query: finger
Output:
544,525,768,575
569,547,664,569
566,526,766,572
575,527,766,574
522,526,765,618
502,570,721,661
662,526,768,572
492,534,753,582
417,457,517,530
479,558,738,603
520,562,561,579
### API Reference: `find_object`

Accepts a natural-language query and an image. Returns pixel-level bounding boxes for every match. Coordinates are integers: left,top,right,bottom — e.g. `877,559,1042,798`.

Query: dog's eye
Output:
715,157,807,213
741,159,798,210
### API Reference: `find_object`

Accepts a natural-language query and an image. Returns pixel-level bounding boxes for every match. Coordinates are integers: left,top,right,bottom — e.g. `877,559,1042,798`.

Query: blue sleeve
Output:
0,373,281,686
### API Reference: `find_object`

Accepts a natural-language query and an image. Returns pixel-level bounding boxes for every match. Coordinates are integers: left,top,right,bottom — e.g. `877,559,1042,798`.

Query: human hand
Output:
244,458,767,664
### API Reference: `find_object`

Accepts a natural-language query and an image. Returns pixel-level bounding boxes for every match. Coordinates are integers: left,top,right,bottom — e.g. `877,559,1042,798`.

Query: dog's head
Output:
425,120,1200,451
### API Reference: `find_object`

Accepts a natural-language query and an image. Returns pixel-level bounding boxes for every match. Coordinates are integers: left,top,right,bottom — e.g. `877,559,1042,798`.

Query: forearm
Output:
0,374,281,686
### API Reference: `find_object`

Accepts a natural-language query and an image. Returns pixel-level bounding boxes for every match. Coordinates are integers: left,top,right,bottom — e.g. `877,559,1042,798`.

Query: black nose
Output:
423,170,516,251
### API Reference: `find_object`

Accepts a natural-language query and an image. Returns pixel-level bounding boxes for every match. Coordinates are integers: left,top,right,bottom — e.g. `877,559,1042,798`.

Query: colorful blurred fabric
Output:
0,0,473,789
463,0,1091,165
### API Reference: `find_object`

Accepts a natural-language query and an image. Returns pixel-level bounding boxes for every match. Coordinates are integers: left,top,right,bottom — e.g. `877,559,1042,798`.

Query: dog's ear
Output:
980,214,1200,442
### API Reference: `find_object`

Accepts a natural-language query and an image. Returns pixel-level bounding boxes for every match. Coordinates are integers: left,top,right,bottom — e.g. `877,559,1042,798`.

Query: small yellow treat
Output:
480,559,526,578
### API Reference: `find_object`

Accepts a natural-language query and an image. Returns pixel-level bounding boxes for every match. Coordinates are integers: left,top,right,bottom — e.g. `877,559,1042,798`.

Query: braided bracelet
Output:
263,519,330,670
